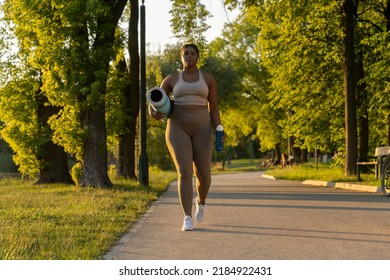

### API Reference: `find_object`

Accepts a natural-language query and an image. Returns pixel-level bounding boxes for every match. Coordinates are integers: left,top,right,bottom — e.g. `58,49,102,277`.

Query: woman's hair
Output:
181,43,200,56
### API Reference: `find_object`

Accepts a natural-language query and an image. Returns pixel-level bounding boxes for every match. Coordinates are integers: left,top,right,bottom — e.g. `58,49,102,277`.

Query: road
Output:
103,172,390,260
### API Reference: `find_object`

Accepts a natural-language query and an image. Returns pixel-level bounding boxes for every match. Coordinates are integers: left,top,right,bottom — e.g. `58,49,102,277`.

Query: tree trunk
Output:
290,136,302,162
79,0,128,187
275,142,281,164
35,140,73,185
80,108,112,187
117,131,137,178
117,0,139,179
36,113,73,185
301,148,308,163
386,0,390,146
356,52,369,158
342,0,358,176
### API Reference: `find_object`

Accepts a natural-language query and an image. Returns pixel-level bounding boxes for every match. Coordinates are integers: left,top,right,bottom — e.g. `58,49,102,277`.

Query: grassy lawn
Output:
213,158,380,186
0,159,379,260
264,162,380,186
212,158,260,173
0,168,176,260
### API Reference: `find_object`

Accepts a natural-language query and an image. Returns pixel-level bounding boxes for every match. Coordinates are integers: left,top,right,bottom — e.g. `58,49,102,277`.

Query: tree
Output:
2,0,128,187
0,75,42,178
0,5,72,183
110,0,139,179
248,1,346,157
77,0,128,187
207,14,275,155
363,0,390,146
342,0,358,176
170,0,211,59
232,0,388,167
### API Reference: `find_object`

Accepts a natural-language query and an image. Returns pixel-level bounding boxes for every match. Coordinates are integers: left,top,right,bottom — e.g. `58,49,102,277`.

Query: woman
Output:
149,44,222,231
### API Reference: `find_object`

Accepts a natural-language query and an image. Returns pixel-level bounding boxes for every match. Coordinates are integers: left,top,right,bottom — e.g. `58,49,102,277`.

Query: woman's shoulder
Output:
161,72,180,91
165,72,180,82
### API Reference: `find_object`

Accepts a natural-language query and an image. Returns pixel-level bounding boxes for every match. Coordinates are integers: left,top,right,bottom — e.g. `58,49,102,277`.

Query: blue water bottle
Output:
215,125,224,152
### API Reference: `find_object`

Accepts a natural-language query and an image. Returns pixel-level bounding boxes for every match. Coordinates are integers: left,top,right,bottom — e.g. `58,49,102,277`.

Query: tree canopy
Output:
0,0,389,184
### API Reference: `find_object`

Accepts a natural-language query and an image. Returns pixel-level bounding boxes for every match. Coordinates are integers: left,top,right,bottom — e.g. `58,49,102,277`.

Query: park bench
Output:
356,146,390,181
356,156,379,181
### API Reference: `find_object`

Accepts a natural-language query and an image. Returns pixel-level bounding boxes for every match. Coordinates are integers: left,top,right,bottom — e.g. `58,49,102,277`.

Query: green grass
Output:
264,162,381,186
211,158,260,173
0,168,176,260
213,158,380,186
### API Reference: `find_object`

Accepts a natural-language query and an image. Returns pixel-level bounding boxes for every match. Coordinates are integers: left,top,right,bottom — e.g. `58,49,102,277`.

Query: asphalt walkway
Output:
103,172,390,260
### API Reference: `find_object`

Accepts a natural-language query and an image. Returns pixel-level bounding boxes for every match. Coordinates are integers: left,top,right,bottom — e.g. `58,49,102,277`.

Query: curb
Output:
262,174,276,180
262,174,381,193
333,182,381,193
302,180,381,193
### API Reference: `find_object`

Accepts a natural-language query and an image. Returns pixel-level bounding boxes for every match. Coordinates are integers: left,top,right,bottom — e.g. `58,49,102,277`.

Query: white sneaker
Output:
194,197,206,224
181,215,193,231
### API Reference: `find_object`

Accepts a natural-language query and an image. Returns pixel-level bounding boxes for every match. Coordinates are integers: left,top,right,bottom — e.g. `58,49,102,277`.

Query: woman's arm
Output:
205,72,221,128
149,73,177,121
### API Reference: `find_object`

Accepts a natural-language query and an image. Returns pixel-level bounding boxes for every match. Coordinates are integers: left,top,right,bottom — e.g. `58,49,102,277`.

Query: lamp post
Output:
139,0,148,186
286,110,293,157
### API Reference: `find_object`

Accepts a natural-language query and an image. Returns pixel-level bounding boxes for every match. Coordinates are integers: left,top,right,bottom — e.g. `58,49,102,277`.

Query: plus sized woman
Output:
150,44,222,231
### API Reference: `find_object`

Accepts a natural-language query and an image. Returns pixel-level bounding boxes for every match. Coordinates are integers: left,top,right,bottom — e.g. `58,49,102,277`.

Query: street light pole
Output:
139,0,148,186
286,110,293,157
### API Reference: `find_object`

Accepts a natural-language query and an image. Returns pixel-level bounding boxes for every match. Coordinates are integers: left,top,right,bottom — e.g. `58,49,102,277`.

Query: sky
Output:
143,0,239,51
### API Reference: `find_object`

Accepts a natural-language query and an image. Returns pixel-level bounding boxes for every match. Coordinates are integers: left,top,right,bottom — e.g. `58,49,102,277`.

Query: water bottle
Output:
215,125,224,152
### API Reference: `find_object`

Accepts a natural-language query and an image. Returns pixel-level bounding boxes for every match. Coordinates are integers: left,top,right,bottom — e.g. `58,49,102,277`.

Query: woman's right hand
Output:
149,106,166,121
152,110,166,121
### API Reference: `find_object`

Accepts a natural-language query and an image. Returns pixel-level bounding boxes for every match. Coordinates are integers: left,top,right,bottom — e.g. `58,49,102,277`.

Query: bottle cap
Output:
216,125,223,131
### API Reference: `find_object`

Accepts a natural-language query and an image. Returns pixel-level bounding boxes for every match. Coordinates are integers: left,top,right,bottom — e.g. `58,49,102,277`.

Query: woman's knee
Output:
178,167,193,183
196,172,211,187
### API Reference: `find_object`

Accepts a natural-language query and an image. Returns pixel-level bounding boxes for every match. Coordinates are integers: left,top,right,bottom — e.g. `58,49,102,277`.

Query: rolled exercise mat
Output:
146,87,173,121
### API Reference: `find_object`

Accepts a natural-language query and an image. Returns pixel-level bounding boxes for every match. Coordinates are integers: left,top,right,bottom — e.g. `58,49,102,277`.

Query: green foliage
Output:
170,0,211,62
0,76,41,176
146,120,174,170
1,0,127,186
208,12,278,152
363,30,390,148
48,107,84,160
0,0,389,182
106,50,130,139
253,1,346,152
70,162,83,186
226,0,390,158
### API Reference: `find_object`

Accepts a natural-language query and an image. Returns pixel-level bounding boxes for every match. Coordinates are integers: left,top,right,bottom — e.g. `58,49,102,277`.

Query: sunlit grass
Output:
211,158,261,173
212,158,380,186
0,168,176,260
264,162,380,186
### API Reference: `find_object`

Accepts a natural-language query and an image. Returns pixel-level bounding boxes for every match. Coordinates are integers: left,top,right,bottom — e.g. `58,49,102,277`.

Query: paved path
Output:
103,172,390,260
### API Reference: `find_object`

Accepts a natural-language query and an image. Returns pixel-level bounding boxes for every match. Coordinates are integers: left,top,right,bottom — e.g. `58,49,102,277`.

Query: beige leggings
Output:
166,105,213,217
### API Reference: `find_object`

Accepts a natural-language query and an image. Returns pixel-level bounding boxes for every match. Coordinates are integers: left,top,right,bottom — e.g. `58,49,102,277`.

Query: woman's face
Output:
181,46,199,67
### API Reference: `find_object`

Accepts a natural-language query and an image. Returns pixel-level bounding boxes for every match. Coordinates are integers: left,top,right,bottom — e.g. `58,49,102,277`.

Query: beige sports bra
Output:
172,71,209,106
